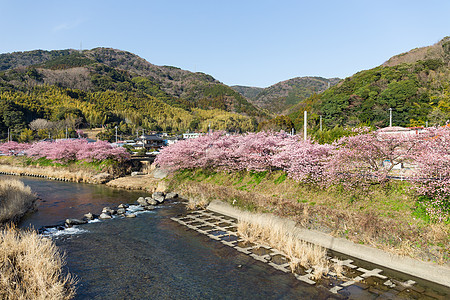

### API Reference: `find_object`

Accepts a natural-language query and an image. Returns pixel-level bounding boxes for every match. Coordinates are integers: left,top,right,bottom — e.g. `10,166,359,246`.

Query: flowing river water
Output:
12,176,336,299
5,175,449,299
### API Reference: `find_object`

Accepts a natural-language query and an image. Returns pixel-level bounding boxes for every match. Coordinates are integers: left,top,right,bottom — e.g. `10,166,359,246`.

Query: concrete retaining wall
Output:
207,200,450,288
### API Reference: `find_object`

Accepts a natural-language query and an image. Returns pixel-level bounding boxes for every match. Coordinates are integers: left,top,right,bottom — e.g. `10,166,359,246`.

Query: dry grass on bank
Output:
0,179,37,224
0,225,76,300
181,185,211,210
167,170,450,265
0,164,103,183
236,213,340,280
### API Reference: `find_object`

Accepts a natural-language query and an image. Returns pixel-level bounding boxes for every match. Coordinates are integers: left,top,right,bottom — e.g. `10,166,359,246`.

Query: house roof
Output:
377,126,411,132
138,134,163,141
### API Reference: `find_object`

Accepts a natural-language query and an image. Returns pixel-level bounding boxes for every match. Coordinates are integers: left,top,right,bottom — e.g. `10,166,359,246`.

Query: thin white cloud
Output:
52,19,84,32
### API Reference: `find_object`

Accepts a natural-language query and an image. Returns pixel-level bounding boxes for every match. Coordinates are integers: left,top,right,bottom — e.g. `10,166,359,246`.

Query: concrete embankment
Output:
0,163,169,193
207,200,450,288
0,164,111,184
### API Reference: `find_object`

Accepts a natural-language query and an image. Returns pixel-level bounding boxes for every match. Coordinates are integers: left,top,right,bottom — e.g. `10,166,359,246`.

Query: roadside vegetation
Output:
159,129,450,264
0,225,76,300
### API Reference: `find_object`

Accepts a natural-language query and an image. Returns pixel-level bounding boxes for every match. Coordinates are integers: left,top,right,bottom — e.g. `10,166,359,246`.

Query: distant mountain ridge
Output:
0,48,262,117
0,48,264,138
232,76,340,114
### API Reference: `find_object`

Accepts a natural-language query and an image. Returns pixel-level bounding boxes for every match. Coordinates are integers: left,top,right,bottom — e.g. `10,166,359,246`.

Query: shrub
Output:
0,179,36,224
0,225,76,299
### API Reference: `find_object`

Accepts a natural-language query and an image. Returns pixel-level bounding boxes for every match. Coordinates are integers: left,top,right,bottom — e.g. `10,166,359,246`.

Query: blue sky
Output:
1,0,449,87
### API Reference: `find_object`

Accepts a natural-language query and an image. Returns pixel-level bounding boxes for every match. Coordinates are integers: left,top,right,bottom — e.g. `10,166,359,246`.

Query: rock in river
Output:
66,218,88,226
126,213,136,218
118,203,129,209
137,197,148,206
117,208,126,215
102,207,116,215
152,192,165,203
84,213,95,220
166,192,178,199
145,197,158,206
99,213,112,219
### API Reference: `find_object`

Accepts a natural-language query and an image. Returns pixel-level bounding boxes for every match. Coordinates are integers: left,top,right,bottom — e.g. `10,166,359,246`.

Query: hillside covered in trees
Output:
232,77,340,114
0,48,263,140
288,37,450,131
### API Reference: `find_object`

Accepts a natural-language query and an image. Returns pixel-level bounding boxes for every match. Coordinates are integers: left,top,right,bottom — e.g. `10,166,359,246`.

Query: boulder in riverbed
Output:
99,213,112,219
102,207,116,215
166,192,178,199
84,213,95,220
152,192,165,203
117,208,126,215
65,218,88,226
152,192,164,198
126,213,136,218
144,205,156,210
145,197,158,205
118,203,129,209
137,197,148,206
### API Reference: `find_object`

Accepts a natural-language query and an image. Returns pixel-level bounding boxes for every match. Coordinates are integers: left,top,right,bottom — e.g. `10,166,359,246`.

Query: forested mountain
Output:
232,77,340,114
0,48,263,140
231,86,264,101
0,48,262,116
288,37,450,130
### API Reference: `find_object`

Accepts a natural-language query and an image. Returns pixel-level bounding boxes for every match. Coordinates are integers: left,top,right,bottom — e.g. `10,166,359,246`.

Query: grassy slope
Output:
166,169,449,265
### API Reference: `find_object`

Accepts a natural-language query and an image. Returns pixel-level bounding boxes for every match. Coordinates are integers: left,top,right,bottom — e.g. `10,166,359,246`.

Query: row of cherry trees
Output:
156,129,450,221
0,139,130,163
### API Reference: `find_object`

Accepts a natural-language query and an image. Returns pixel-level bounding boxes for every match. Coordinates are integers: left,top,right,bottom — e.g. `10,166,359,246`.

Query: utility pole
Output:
320,115,323,131
389,108,393,127
115,126,118,143
66,127,68,139
7,128,10,142
304,111,307,141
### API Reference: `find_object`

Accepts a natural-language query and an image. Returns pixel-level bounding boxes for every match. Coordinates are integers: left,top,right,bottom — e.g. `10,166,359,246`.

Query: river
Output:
11,175,338,299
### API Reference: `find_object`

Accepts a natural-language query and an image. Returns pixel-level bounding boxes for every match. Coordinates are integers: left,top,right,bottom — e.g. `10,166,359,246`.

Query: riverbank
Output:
0,156,129,184
2,156,449,288
0,177,76,299
164,169,449,268
207,200,450,288
0,178,37,224
106,174,168,192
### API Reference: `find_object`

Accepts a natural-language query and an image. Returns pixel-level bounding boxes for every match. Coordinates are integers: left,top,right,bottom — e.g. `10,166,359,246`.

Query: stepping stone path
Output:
172,209,448,299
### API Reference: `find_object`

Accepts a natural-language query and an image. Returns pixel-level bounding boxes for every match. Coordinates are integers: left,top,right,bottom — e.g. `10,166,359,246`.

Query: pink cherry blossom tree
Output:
0,142,31,156
410,127,450,221
324,130,421,189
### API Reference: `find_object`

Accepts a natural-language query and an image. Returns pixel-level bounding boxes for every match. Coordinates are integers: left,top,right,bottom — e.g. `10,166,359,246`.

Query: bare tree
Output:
29,119,52,131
